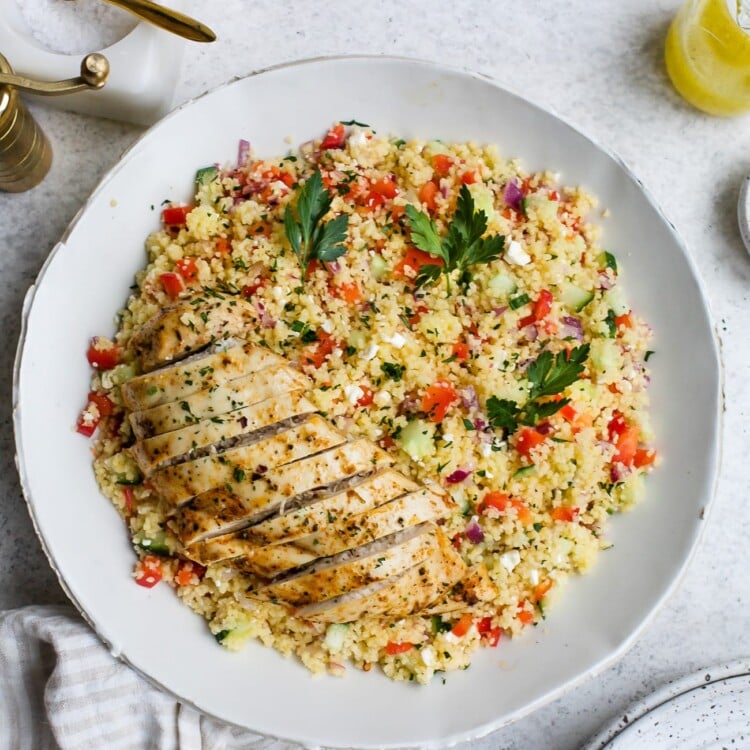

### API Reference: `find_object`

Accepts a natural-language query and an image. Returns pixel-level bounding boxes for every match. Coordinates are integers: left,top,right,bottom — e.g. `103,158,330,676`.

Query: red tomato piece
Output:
356,386,375,407
321,123,346,150
515,428,546,458
215,237,231,255
134,555,162,588
478,491,532,524
559,404,577,422
613,425,639,466
241,278,267,298
534,289,553,320
432,154,454,176
418,180,439,211
451,342,469,361
550,506,579,523
385,641,413,655
161,205,191,226
175,560,206,587
86,338,120,370
370,176,399,199
518,313,536,329
421,380,458,423
451,613,473,638
393,246,443,280
76,411,98,437
460,170,478,185
363,191,386,211
159,272,185,300
390,204,406,222
615,312,634,329
88,391,113,417
634,448,656,468
174,257,198,281
476,617,493,634
302,331,337,370
533,579,553,602
607,410,628,439
485,627,502,647
517,605,535,625
334,282,363,305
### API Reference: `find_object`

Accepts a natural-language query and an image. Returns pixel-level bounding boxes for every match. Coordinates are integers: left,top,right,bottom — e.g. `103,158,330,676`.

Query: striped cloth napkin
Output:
0,606,294,750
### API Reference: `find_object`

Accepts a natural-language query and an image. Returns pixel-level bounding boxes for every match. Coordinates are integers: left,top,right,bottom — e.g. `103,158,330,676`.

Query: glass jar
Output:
665,0,750,116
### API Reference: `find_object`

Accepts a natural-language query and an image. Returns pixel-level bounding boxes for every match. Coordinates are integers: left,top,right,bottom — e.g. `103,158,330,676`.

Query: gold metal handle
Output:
98,0,216,43
0,53,109,97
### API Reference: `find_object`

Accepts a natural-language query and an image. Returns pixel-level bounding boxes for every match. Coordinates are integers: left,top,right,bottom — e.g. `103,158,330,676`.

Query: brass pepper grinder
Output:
0,52,109,193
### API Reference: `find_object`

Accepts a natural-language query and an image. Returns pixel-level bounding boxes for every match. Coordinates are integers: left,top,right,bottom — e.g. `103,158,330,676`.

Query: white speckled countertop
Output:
1,1,748,748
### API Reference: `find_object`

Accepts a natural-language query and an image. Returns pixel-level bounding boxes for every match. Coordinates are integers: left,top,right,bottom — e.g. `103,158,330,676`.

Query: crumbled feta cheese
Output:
505,240,531,266
480,442,492,458
529,569,540,586
500,550,521,572
421,645,436,667
321,319,334,334
383,332,406,349
344,384,364,405
443,631,459,644
374,390,391,407
349,128,368,147
442,434,454,444
363,343,379,361
272,286,285,300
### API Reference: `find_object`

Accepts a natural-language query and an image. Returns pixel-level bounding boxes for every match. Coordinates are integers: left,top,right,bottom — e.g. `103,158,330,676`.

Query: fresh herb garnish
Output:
340,119,370,127
487,345,590,433
381,362,405,381
604,309,617,338
283,170,349,283
509,293,531,310
404,184,505,293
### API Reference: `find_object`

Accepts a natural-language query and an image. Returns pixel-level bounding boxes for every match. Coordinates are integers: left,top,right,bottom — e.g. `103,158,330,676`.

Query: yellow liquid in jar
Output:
665,0,750,115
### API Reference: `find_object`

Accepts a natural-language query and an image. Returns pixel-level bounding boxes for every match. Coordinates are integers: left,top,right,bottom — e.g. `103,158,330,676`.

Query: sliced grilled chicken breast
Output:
130,296,256,372
294,530,466,623
231,488,453,578
131,389,316,474
424,563,499,614
130,364,310,439
149,415,345,505
256,523,438,606
240,468,417,547
172,438,391,546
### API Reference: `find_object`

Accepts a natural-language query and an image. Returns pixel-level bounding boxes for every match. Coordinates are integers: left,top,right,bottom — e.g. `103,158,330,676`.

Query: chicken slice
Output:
184,470,417,565
130,296,257,372
231,487,453,578
294,529,467,623
172,439,391,546
121,342,286,411
130,364,310,439
256,523,438,606
131,389,316,475
423,564,499,614
149,415,345,505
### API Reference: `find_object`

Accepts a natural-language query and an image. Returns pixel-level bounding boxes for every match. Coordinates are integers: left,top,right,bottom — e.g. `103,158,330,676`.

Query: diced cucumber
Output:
214,622,254,651
109,362,136,386
513,465,537,479
488,272,518,299
523,195,557,224
347,329,368,350
598,251,618,273
603,287,629,316
424,140,450,156
590,339,623,384
509,292,531,310
135,530,170,556
370,254,388,281
324,623,349,652
467,183,497,222
619,472,645,507
561,281,594,312
398,419,435,461
195,166,218,185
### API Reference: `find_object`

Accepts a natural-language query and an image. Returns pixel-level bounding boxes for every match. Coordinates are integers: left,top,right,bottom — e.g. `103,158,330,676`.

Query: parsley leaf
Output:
405,184,505,294
487,345,589,433
283,171,349,281
381,362,405,381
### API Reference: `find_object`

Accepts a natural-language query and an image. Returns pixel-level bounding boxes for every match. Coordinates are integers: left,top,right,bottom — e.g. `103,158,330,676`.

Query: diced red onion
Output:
446,467,473,484
237,139,250,168
610,463,627,483
493,306,508,317
521,324,538,342
473,417,487,432
598,270,614,290
560,315,584,341
326,260,341,274
255,302,276,329
439,179,450,199
504,179,523,210
460,386,479,410
464,517,484,544
536,421,553,436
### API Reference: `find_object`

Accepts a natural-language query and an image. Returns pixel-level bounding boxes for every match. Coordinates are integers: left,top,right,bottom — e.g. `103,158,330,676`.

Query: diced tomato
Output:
634,448,657,468
356,386,375,407
215,237,231,255
421,380,458,423
484,627,502,647
418,180,439,211
161,205,191,226
451,613,473,638
521,177,533,195
615,312,634,329
515,428,546,458
260,165,295,188
321,123,346,150
478,491,532,525
408,304,429,327
559,404,577,422
476,617,493,634
451,532,463,550
460,170,478,185
549,190,560,201
390,204,406,222
370,176,399,199
86,338,120,370
174,257,198,281
432,154,454,176
518,313,536,329
517,605,534,625
302,331,337,370
175,560,206,587
550,506,579,523
451,342,469,361
534,289,553,320
123,486,133,515
76,410,99,437
88,391,113,418
613,425,639,466
159,272,185,300
385,641,413,655
607,410,628,439
362,190,385,211
134,555,163,588
334,282,362,305
533,579,553,602
393,246,443,280
241,278,267,298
